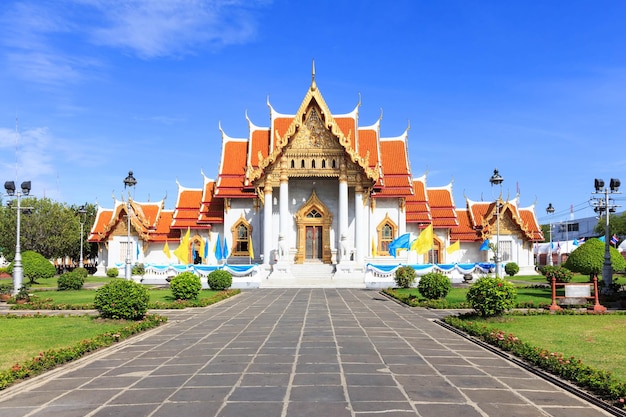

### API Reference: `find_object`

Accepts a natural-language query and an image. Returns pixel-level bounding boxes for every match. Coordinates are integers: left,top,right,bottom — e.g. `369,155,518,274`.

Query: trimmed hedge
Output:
417,272,451,299
7,251,55,285
207,270,232,290
466,276,517,316
170,272,202,300
94,279,149,320
57,270,85,291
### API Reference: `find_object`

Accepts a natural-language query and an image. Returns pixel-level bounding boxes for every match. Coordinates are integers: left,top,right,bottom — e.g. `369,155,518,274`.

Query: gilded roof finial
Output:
311,59,317,91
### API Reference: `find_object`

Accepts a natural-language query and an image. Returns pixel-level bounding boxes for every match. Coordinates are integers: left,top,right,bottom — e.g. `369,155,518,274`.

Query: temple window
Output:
322,159,326,168
301,159,306,168
231,219,252,256
376,216,397,256
291,160,295,169
332,159,336,169
311,159,316,169
306,208,322,218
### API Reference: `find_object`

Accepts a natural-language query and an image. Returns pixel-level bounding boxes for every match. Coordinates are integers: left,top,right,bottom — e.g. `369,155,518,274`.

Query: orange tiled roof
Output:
335,117,356,149
427,187,459,228
406,177,431,223
374,137,413,197
171,186,203,229
464,198,543,242
357,127,380,169
215,138,252,198
199,180,225,224
450,209,482,242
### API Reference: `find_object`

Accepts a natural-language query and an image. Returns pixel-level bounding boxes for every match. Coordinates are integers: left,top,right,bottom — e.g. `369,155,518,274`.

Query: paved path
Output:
0,289,616,417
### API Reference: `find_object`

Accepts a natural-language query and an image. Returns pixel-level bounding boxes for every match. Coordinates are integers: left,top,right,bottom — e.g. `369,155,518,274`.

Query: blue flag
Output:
479,239,490,251
599,236,605,243
223,236,229,259
388,233,411,257
204,238,209,259
215,233,223,261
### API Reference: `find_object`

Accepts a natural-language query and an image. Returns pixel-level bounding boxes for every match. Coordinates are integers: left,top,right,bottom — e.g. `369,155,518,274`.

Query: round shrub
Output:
466,276,517,317
207,270,232,290
7,251,55,285
504,262,519,277
394,266,416,288
417,272,451,299
94,279,149,320
564,238,626,275
541,265,573,283
170,272,202,300
57,270,85,291
72,267,89,280
106,267,119,278
132,263,145,276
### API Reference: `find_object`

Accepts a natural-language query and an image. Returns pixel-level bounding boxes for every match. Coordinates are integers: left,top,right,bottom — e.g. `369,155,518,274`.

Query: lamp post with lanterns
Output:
489,169,504,278
123,171,137,280
591,178,621,291
3,180,31,295
546,203,555,266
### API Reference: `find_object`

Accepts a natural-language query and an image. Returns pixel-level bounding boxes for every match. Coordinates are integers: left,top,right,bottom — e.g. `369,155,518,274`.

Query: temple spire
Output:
311,59,317,91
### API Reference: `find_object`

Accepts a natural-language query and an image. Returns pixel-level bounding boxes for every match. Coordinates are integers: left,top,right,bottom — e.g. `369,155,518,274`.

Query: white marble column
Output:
338,161,349,263
263,184,273,265
355,188,364,264
279,171,289,259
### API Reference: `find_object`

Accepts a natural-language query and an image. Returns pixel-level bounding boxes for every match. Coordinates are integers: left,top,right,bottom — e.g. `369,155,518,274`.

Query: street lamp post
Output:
546,203,555,266
4,180,31,295
78,205,87,268
123,171,137,280
489,169,504,278
591,178,621,291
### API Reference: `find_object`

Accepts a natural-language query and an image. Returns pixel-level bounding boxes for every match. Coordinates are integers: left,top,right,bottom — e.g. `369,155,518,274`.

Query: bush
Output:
417,272,451,299
72,267,89,280
207,270,232,290
394,266,416,288
541,265,573,283
170,272,202,300
94,279,150,320
57,271,85,291
504,262,519,277
106,267,119,278
132,263,145,276
466,276,517,316
7,251,55,285
564,238,626,275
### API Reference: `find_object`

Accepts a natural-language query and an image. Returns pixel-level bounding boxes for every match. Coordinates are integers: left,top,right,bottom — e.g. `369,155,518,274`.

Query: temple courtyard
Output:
0,289,617,416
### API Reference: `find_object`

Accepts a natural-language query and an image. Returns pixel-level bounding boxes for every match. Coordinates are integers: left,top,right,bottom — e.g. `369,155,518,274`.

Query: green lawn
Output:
388,285,555,308
29,276,115,289
0,316,137,369
465,314,626,382
27,288,231,307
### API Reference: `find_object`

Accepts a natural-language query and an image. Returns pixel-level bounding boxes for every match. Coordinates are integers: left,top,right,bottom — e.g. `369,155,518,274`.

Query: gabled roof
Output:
373,131,413,197
199,175,225,224
450,208,482,242
406,176,431,223
171,182,204,229
427,183,458,228
88,198,169,243
462,197,544,242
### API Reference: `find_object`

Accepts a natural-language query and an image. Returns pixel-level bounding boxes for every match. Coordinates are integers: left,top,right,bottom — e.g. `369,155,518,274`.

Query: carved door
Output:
305,226,323,260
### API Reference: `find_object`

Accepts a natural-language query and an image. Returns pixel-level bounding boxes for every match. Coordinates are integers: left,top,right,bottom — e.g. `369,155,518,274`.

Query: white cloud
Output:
1,0,269,86
84,0,265,58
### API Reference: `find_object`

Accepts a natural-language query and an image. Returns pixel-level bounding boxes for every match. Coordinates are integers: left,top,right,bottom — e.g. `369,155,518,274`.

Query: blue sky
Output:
1,0,625,226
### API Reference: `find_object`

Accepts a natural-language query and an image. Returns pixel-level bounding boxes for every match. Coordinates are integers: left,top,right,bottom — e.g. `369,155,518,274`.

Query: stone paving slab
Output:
0,289,618,416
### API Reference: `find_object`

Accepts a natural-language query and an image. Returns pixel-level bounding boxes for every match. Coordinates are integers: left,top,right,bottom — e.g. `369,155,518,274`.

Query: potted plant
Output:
0,283,12,301
13,286,31,304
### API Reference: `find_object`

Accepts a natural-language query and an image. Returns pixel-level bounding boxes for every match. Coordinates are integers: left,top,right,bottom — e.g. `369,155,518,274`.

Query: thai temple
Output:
88,68,544,288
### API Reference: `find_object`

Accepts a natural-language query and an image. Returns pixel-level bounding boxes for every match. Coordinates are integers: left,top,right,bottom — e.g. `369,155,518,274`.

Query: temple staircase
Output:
261,263,365,288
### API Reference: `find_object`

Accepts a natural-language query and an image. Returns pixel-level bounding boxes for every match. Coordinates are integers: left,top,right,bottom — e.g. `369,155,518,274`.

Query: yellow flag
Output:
371,237,377,257
249,235,255,259
163,241,171,258
173,227,190,264
198,238,206,260
411,224,433,255
446,239,460,254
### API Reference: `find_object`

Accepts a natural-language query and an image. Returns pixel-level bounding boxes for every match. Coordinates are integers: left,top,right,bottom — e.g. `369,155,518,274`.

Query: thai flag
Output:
611,234,619,245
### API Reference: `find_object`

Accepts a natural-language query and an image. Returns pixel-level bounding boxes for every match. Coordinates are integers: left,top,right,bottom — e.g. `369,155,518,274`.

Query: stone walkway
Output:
0,289,617,417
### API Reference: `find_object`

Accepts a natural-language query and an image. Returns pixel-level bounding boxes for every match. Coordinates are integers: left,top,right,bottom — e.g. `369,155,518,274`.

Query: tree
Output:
594,211,626,241
0,198,97,263
563,238,626,275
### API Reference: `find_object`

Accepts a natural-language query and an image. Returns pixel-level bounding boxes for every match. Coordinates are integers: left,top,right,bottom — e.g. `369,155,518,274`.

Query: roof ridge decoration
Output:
245,74,380,185
481,199,535,241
